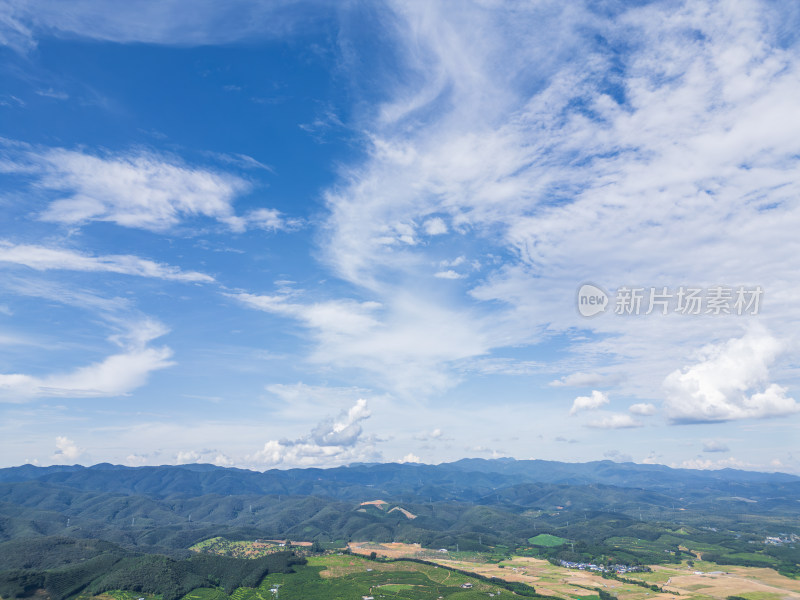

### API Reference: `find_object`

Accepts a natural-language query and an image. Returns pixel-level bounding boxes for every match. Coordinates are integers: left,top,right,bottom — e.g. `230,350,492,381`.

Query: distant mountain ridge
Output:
2,457,799,562
1,458,797,501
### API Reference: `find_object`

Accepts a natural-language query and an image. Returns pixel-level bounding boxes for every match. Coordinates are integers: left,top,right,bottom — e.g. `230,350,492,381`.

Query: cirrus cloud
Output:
0,318,174,402
0,241,214,282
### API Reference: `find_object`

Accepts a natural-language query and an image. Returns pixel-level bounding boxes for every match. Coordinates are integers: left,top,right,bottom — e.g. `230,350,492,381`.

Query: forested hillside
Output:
1,458,798,594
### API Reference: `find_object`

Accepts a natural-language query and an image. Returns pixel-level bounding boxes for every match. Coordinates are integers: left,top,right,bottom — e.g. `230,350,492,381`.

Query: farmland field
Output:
44,549,800,600
529,535,568,547
341,544,800,600
233,554,500,600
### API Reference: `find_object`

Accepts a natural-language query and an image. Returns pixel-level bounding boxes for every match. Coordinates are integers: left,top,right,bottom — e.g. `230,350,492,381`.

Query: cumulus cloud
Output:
0,241,214,282
310,399,371,446
126,453,150,466
398,453,421,463
586,414,643,429
663,330,800,423
569,390,609,415
249,399,380,467
52,436,81,462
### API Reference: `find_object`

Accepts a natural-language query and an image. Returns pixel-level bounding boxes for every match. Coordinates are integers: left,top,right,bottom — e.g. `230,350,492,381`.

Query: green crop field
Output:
230,555,500,600
99,591,163,600
181,589,228,600
60,555,506,600
529,534,568,547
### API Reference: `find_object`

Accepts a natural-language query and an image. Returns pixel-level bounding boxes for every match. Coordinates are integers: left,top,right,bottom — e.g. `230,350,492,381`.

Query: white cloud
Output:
398,452,421,463
0,241,214,282
176,449,233,466
246,207,302,232
307,0,800,412
126,453,150,466
423,217,448,235
569,390,609,416
640,451,662,465
31,148,249,231
550,372,619,387
663,330,800,423
1,145,299,234
468,446,508,458
434,269,465,279
0,0,316,52
310,398,371,446
249,399,380,467
52,436,81,462
439,256,466,268
175,450,201,464
0,318,174,401
414,428,444,441
4,0,796,474
629,402,657,416
264,382,388,421
587,414,643,429
675,457,752,471
35,88,68,100
231,292,382,339
702,440,730,453
231,290,487,395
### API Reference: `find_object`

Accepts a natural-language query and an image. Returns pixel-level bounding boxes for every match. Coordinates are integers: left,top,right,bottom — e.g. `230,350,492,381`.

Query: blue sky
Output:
1,0,800,472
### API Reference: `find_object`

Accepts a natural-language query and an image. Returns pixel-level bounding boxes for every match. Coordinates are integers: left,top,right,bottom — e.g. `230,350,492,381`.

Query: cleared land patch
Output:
529,534,568,547
346,544,800,600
